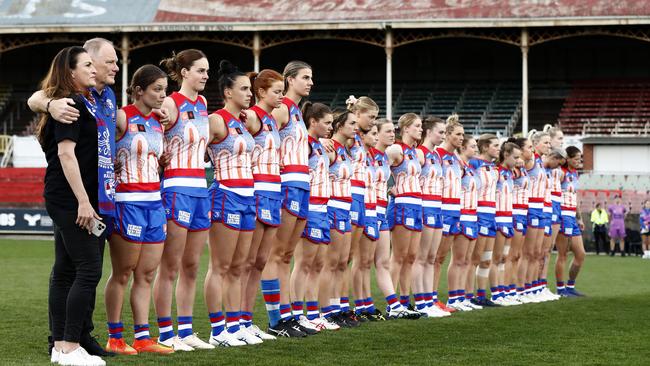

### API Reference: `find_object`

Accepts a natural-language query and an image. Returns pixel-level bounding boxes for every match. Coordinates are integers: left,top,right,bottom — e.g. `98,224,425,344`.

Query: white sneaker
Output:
158,335,194,351
447,302,473,312
424,305,452,317
505,295,523,306
58,346,105,366
493,297,513,307
312,316,340,330
525,293,543,303
180,333,215,349
542,288,561,301
298,315,321,332
209,331,246,347
248,324,276,340
234,327,263,345
51,348,60,364
462,299,483,310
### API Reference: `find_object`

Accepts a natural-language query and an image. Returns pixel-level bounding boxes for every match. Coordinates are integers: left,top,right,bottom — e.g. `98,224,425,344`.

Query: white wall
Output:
593,145,650,173
12,136,46,168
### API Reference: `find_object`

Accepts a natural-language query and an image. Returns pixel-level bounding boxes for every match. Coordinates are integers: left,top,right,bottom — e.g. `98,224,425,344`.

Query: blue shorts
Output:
302,205,330,244
328,200,352,234
387,198,422,232
551,200,562,225
527,207,545,229
363,208,379,241
422,203,443,229
560,212,582,237
460,214,478,240
114,202,166,244
513,212,528,236
543,208,553,236
282,185,309,219
477,211,497,238
255,192,282,227
377,206,390,232
442,212,462,236
162,191,211,231
210,186,256,231
350,193,366,228
496,216,514,239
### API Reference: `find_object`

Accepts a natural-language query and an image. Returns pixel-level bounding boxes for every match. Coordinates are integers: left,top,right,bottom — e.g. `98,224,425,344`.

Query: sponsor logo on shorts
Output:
405,218,415,227
261,209,272,221
339,221,346,231
427,217,436,225
178,210,191,223
127,224,142,238
565,227,573,235
502,226,509,234
480,226,489,235
552,214,558,221
367,227,376,236
466,227,474,237
517,223,524,230
443,224,451,232
227,213,241,226
310,228,322,239
350,211,358,221
290,200,300,212
531,218,539,227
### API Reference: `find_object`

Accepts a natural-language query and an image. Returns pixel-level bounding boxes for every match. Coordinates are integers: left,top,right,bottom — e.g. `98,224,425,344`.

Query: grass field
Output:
1,238,649,366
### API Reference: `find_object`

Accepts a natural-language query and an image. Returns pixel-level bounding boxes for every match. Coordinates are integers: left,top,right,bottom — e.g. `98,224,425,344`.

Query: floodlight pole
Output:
253,32,261,73
385,28,393,121
521,28,529,135
121,33,130,108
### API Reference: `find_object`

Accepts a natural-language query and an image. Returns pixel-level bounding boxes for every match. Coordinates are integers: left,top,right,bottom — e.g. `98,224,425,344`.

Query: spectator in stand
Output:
641,200,650,259
608,195,628,257
590,203,609,255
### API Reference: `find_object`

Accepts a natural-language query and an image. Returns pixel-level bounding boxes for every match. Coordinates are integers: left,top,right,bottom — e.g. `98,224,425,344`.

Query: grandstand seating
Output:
578,172,650,213
558,80,650,136
0,168,45,207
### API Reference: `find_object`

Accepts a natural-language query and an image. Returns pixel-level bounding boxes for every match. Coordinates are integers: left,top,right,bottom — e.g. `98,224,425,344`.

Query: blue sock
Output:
400,295,410,307
279,304,292,321
321,305,333,319
366,297,376,313
240,312,253,328
385,294,400,311
107,322,123,339
209,312,225,336
447,290,458,304
177,316,193,338
226,312,241,334
291,301,304,320
157,317,174,342
354,299,365,314
261,279,281,327
567,280,576,289
134,324,150,340
306,301,320,320
414,293,427,310
340,297,350,312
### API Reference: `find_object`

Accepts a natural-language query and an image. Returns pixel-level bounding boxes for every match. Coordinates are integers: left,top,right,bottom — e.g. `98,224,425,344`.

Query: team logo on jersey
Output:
137,124,146,132
187,111,195,120
294,113,300,122
127,224,142,238
235,127,243,135
316,148,322,156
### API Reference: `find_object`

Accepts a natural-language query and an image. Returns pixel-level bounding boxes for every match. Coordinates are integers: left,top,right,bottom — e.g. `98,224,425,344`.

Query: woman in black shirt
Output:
37,46,106,366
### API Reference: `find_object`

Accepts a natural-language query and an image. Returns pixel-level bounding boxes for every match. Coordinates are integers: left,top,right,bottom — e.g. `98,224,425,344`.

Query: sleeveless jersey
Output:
550,167,563,204
114,105,164,208
418,145,443,201
437,147,462,215
249,105,281,196
527,154,548,205
162,92,209,197
207,109,255,197
469,158,498,210
307,136,330,204
543,166,554,212
460,161,479,212
364,153,377,209
512,167,530,209
278,97,309,190
370,147,391,207
560,167,579,210
390,142,422,198
496,166,514,215
349,133,367,196
329,140,352,201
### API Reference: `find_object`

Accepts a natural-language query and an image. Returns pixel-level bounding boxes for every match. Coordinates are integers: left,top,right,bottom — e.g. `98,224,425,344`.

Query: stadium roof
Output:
2,0,650,33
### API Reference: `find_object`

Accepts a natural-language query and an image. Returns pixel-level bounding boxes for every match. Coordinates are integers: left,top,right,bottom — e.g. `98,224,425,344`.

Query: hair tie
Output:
346,95,358,106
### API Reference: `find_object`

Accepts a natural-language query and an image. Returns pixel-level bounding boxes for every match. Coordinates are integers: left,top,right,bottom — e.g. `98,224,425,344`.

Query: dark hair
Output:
160,49,206,83
332,108,352,135
596,202,601,208
127,64,167,100
459,133,475,152
247,69,283,108
217,60,246,99
37,46,89,146
499,142,521,164
563,145,582,169
506,137,529,150
421,116,444,142
477,134,498,154
283,60,311,92
302,101,331,129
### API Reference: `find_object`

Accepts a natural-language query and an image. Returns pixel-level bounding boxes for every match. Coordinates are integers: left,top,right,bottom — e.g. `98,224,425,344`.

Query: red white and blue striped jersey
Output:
550,167,563,203
437,147,462,215
329,140,352,201
207,109,255,197
469,158,498,208
496,166,514,215
543,167,553,212
391,142,422,198
370,147,390,207
115,104,163,208
349,133,367,196
307,136,330,203
512,167,530,209
527,154,548,203
364,153,377,209
418,145,443,201
460,160,479,212
560,167,579,210
162,92,209,197
278,97,309,190
249,105,281,196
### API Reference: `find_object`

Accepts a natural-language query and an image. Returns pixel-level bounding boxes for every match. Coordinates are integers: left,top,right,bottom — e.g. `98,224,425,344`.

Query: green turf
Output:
1,239,649,365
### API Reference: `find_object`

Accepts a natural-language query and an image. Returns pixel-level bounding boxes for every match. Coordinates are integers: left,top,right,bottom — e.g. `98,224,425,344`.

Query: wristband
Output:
46,99,53,113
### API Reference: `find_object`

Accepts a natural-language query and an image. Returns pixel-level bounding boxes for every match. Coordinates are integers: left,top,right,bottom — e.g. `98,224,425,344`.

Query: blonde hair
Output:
375,118,394,133
283,60,311,92
346,95,379,114
477,133,498,154
445,113,463,135
530,130,550,146
543,124,563,139
396,113,420,140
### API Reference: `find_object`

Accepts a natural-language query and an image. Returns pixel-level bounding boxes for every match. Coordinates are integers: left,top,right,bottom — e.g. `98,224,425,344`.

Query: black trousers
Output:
593,225,608,254
46,204,104,343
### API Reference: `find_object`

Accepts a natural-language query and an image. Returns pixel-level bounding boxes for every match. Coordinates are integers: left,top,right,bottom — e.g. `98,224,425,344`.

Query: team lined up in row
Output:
58,47,586,354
